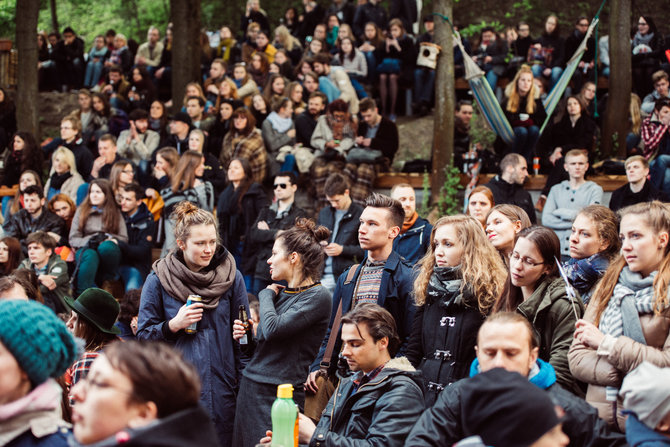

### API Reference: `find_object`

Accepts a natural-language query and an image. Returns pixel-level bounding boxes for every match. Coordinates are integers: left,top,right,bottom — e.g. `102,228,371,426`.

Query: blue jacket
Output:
626,413,670,447
393,216,432,265
118,202,155,278
310,250,416,375
137,270,249,447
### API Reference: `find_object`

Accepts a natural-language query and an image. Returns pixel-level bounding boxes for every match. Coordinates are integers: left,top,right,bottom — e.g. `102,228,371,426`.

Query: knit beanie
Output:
0,300,77,386
460,368,563,447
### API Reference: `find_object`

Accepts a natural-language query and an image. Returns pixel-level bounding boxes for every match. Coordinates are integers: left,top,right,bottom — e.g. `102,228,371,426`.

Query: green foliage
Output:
459,20,504,40
0,0,16,39
436,165,463,216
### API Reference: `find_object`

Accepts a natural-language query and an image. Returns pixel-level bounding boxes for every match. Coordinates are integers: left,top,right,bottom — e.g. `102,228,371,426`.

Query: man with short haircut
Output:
312,53,359,114
352,0,388,41
390,183,432,263
117,109,160,183
92,134,123,180
53,26,85,91
282,304,424,446
356,98,399,166
186,96,214,133
162,111,192,154
117,183,156,291
406,312,627,447
643,98,670,193
485,153,536,223
543,149,603,257
248,172,307,293
295,91,327,148
307,193,416,408
610,155,667,212
454,100,473,169
101,64,131,111
44,116,94,181
204,58,227,104
317,173,364,292
3,185,66,254
19,231,70,314
642,70,670,115
134,26,164,76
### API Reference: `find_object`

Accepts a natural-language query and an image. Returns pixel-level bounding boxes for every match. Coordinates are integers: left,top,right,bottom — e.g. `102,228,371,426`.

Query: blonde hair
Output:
591,201,670,325
173,202,219,244
50,146,79,177
630,93,642,136
413,215,507,314
188,129,205,152
275,25,301,52
505,65,538,114
182,82,207,108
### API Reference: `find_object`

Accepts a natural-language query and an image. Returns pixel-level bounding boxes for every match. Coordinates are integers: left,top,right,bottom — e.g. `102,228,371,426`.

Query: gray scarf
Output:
599,267,664,338
633,31,654,48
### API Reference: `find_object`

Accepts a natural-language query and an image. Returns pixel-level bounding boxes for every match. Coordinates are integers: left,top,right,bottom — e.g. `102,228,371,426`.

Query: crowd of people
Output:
1,3,670,447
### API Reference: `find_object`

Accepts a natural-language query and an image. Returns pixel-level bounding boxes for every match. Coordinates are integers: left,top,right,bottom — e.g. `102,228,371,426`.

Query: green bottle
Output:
271,384,298,447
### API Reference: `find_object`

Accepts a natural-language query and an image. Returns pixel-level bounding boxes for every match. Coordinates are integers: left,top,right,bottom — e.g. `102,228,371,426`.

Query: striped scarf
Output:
599,267,660,338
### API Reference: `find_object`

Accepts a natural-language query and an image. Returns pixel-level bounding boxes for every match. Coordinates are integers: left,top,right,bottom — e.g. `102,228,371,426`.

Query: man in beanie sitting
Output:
406,312,626,446
452,368,568,447
0,299,77,445
620,362,670,446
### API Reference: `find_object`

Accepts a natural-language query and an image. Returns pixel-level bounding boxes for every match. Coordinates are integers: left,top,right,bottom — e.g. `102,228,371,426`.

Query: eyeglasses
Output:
60,126,73,130
78,375,134,396
638,22,648,26
509,252,545,267
122,169,134,174
578,22,589,27
274,183,288,189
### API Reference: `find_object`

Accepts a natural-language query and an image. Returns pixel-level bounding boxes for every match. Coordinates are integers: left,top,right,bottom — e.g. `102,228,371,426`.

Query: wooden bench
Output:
374,172,627,192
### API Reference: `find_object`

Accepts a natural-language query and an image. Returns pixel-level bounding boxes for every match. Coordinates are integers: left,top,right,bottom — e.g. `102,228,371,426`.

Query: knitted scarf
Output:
153,247,237,309
48,171,72,190
266,111,293,134
426,266,464,306
401,212,418,234
599,267,666,337
633,31,654,49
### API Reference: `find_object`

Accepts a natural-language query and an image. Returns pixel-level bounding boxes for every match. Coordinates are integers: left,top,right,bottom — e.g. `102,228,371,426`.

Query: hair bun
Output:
293,218,331,243
173,201,199,221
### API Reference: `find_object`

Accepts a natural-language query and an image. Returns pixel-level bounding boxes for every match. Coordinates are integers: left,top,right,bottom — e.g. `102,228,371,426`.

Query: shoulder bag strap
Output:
319,264,359,376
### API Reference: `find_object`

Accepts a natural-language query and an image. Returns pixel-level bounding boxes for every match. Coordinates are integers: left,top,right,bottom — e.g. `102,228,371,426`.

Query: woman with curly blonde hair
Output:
406,214,507,406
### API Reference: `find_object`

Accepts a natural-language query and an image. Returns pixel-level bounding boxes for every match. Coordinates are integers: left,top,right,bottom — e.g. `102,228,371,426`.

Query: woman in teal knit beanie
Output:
0,299,77,446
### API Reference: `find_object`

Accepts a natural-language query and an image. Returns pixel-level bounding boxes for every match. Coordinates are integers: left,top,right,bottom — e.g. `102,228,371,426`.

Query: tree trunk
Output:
15,0,40,137
602,0,631,158
430,3,455,204
170,0,201,111
49,0,59,33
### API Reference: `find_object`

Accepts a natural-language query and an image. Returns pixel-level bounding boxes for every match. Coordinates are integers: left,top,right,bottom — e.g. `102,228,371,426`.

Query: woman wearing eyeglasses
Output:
406,215,507,406
632,16,663,97
493,225,584,396
70,341,220,446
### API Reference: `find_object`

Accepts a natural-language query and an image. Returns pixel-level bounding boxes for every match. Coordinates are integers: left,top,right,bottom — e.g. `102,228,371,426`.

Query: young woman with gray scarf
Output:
569,201,670,431
137,201,250,447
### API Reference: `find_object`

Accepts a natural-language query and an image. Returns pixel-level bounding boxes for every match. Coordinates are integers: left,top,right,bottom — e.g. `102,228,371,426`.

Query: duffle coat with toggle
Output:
405,270,486,407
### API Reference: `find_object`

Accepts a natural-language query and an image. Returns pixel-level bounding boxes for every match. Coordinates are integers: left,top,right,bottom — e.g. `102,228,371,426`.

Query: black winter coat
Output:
217,182,268,275
537,114,597,171
609,180,669,212
3,207,67,254
357,116,399,163
317,202,365,279
485,175,537,223
310,357,425,447
248,202,308,281
118,202,156,278
405,270,485,407
404,369,627,447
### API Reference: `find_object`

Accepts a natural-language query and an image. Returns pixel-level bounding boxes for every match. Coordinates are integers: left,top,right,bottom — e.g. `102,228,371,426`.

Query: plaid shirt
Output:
65,351,100,390
641,116,670,159
221,129,267,183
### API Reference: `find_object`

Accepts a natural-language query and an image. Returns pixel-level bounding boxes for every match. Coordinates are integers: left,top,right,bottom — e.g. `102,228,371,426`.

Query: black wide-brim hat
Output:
64,288,121,335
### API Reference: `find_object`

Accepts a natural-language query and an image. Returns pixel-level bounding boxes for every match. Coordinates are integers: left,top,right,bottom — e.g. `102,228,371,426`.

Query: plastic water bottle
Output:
271,384,298,447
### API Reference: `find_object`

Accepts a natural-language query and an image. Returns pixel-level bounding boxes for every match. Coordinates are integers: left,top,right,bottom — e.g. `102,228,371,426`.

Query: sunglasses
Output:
274,183,289,189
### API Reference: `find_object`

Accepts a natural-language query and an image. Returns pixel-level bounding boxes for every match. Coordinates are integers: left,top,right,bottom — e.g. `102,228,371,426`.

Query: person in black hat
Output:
456,368,568,447
161,111,192,154
64,287,121,393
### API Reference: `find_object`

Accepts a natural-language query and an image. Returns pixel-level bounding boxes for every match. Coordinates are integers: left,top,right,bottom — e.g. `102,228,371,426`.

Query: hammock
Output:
444,5,604,144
